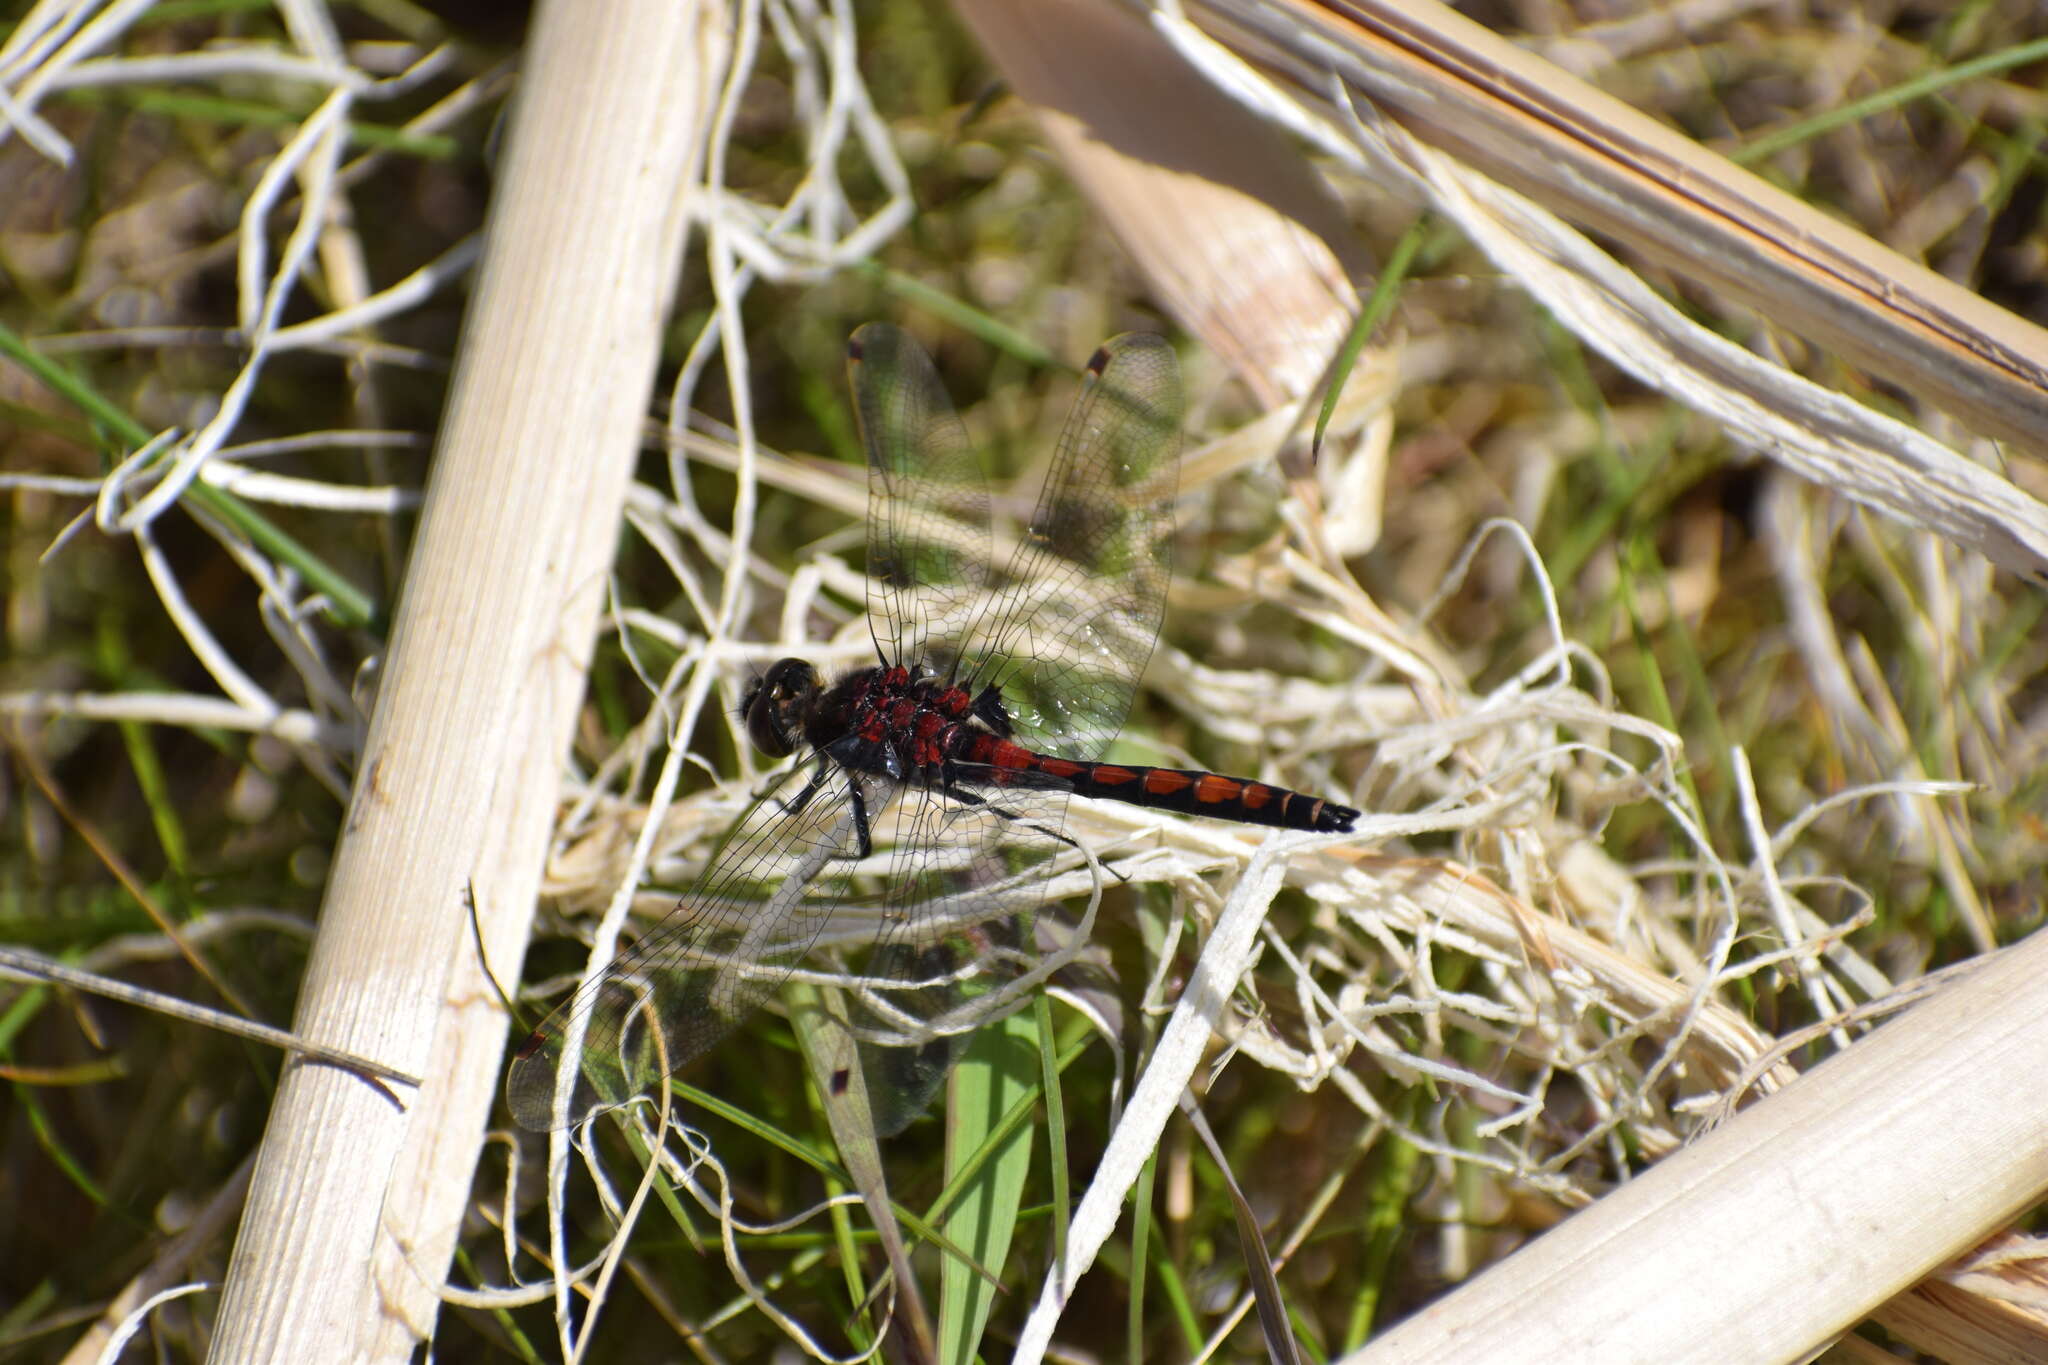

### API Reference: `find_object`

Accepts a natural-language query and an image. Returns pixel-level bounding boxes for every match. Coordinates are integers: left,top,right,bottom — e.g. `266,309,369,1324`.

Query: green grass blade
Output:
1312,217,1426,457
57,86,460,159
1345,1127,1419,1350
97,613,192,880
669,1076,984,1271
1033,992,1069,1279
0,319,379,629
1128,1151,1157,1362
939,1009,1038,1365
1734,35,2048,164
852,262,1065,371
1149,1222,1203,1356
1181,1098,1298,1364
787,981,907,1356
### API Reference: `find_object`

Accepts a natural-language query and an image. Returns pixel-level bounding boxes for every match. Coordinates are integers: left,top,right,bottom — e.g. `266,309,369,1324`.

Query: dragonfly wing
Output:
954,334,1182,759
506,760,903,1131
839,772,1085,1133
848,323,993,678
816,337,1183,1131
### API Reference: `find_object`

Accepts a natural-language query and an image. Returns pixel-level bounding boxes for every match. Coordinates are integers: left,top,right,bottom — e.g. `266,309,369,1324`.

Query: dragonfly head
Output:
742,657,820,758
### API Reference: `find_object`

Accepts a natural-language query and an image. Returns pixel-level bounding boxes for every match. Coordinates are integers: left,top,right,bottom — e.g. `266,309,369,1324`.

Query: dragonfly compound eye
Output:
745,658,818,757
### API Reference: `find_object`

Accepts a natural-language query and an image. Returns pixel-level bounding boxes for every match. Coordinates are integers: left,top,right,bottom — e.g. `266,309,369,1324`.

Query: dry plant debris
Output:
1,1,2044,1361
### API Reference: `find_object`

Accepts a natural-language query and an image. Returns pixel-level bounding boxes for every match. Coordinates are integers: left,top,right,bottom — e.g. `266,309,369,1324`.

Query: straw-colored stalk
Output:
1348,928,2048,1362
1202,0,2048,467
206,4,725,1358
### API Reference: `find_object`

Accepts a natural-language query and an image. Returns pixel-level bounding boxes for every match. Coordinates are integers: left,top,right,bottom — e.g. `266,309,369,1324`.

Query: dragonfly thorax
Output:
744,659,1002,777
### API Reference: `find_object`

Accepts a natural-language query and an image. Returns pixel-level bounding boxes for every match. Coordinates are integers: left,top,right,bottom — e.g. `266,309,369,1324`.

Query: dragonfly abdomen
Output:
957,733,1357,833
1072,760,1357,832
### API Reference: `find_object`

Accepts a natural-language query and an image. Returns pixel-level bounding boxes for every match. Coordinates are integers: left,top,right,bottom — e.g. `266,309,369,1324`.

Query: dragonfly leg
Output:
772,763,833,818
770,764,881,862
847,775,875,860
932,776,1130,883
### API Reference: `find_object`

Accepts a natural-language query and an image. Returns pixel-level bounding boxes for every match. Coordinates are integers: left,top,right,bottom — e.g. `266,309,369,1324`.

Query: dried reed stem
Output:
1350,930,2048,1362
208,4,723,1357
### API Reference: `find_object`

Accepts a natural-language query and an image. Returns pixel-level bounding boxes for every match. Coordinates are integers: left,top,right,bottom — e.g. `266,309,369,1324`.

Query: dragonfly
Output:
507,324,1358,1131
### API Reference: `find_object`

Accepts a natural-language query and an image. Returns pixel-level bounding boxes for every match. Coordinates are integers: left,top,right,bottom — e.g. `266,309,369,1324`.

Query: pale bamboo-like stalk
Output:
207,4,724,1359
1153,0,2048,584
1344,930,2048,1363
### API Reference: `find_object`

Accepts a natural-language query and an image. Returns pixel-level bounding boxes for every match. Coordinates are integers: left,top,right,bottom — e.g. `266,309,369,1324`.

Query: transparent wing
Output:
505,763,1078,1133
813,335,1182,1130
842,773,1083,1135
506,760,901,1130
951,334,1183,759
848,322,992,677
509,330,1173,1132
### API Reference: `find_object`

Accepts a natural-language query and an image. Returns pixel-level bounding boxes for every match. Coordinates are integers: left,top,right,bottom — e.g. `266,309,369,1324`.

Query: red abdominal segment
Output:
953,733,1357,833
